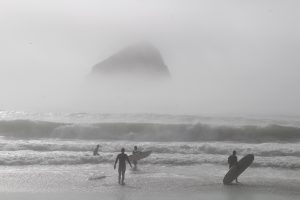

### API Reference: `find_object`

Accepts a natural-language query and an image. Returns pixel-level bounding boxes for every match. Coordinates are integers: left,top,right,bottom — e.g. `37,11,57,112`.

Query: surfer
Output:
114,148,132,185
228,150,239,183
132,146,140,169
93,144,100,156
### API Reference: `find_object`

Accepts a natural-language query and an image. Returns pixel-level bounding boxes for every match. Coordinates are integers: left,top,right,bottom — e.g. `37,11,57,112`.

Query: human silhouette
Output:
228,150,239,183
132,146,140,170
114,148,132,185
93,144,100,156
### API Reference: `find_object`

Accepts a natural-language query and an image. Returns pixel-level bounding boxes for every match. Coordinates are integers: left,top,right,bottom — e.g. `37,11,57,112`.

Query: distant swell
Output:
1,120,300,142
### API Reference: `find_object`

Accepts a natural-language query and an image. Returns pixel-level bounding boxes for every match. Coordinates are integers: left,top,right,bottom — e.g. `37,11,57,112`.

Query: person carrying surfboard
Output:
114,148,132,185
132,146,140,169
228,150,239,183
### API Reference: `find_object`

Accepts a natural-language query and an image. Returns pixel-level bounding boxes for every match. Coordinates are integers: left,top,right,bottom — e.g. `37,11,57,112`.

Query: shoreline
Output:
0,164,299,200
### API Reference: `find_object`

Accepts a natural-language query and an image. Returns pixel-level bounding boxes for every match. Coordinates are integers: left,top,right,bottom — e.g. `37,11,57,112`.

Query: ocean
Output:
0,111,299,199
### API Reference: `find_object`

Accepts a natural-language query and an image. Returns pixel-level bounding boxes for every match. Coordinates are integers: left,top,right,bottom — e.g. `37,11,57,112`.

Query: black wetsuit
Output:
115,152,131,184
116,153,130,173
228,155,238,169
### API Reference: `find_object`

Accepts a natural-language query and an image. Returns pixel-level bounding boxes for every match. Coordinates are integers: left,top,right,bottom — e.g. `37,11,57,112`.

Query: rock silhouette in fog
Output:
90,43,171,79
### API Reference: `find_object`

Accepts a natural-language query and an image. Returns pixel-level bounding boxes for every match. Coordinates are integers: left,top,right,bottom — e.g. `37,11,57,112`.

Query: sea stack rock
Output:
90,44,171,79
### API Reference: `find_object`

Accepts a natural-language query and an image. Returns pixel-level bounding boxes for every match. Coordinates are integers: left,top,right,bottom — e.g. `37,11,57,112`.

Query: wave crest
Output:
1,120,300,142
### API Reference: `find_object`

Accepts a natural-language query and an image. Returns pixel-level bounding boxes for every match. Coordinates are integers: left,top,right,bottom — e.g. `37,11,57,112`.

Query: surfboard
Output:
88,172,107,180
223,154,254,185
128,150,152,162
88,175,106,180
88,174,107,180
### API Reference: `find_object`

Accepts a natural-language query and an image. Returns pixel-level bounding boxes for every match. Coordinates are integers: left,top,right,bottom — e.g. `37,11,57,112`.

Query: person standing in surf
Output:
228,150,239,183
93,144,100,156
114,148,132,185
132,146,140,170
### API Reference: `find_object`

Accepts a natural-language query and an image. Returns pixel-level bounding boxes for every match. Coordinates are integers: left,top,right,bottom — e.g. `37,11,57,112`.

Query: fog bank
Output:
0,0,299,115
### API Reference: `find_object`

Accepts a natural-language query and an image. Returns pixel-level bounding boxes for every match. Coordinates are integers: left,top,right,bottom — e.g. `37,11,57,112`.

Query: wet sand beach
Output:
0,163,299,200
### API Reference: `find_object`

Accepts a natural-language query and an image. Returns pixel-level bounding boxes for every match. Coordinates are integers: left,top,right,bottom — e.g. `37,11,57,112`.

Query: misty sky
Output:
0,0,299,115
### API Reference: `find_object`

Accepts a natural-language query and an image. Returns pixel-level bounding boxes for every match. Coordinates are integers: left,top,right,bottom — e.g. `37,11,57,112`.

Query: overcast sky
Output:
0,0,299,115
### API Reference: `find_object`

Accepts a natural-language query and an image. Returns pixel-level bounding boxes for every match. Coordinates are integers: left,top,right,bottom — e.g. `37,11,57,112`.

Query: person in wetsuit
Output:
132,146,140,170
114,148,132,185
228,150,239,183
93,144,100,156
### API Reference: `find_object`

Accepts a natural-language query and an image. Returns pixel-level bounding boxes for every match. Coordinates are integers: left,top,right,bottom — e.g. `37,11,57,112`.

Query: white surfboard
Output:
128,150,152,162
88,172,107,180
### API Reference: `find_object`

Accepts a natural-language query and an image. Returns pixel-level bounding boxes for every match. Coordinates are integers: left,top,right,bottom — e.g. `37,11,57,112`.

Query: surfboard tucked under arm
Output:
128,150,152,162
223,154,254,185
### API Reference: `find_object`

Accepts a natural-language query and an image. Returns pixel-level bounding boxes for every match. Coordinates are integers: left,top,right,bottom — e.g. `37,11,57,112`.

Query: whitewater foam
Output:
0,139,299,169
0,112,299,169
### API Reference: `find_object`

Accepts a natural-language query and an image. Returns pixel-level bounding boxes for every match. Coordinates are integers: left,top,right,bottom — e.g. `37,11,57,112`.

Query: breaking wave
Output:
0,150,299,169
0,114,299,170
0,120,300,142
1,140,300,157
0,139,299,169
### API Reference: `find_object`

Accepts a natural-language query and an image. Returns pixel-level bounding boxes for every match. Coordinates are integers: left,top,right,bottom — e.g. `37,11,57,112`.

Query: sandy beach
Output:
0,163,299,200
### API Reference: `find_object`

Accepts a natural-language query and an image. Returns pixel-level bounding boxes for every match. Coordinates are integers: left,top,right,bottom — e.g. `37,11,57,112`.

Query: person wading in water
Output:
132,146,140,170
93,144,100,156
